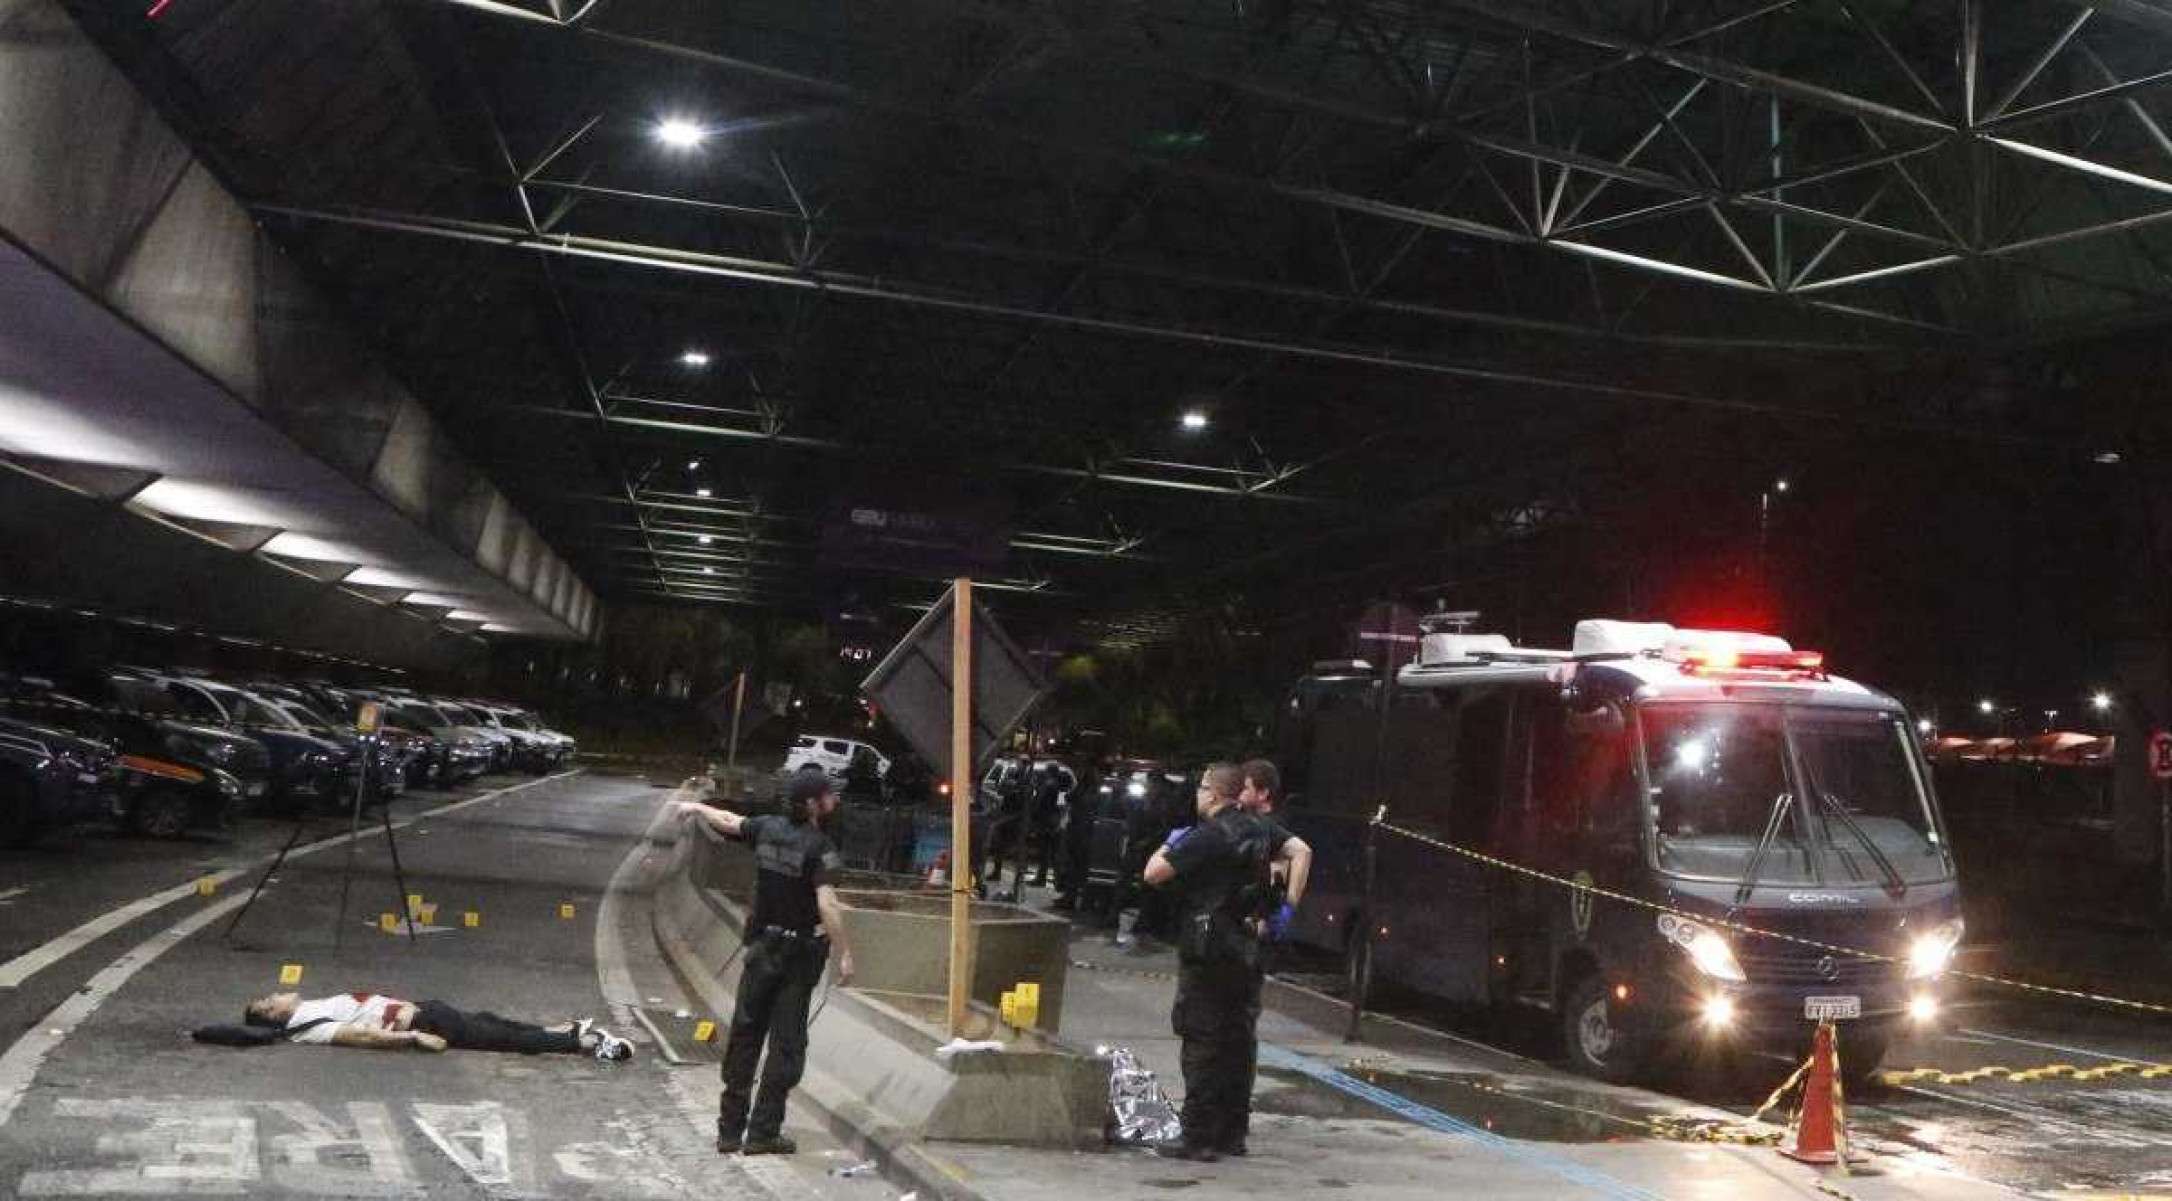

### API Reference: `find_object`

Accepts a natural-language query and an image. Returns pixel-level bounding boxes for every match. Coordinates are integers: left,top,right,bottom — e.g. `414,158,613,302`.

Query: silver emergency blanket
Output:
1100,1045,1181,1145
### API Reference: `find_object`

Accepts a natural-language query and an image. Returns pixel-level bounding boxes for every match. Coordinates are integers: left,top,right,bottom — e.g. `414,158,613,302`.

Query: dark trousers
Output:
1172,959,1264,1150
1027,823,1060,884
719,936,825,1141
413,1000,579,1055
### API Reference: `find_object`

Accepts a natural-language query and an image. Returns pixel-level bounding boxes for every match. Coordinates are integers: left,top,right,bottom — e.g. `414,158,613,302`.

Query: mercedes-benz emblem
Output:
1816,956,1839,981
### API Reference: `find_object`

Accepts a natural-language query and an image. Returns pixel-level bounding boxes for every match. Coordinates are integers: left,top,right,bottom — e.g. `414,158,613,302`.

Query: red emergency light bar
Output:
1679,648,1826,676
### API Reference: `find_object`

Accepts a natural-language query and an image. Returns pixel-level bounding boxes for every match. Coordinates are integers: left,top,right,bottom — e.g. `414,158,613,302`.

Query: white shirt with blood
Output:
286,993,416,1044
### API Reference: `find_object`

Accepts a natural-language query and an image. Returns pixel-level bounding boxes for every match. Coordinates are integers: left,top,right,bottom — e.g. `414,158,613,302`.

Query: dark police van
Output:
1278,618,1962,1086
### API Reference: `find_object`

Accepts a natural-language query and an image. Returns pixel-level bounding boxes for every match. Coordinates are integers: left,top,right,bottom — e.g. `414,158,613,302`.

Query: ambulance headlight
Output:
1657,913,1746,983
1905,919,1964,980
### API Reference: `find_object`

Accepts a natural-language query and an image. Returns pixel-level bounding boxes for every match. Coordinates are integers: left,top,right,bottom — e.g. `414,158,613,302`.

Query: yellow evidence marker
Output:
693,1020,717,1043
418,903,438,924
406,894,424,917
195,878,218,897
463,911,481,928
279,964,304,986
558,903,575,920
379,913,398,934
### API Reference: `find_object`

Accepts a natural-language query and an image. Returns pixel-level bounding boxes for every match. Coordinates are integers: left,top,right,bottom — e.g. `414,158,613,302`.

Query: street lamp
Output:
655,119,707,149
2092,691,2113,712
1977,699,1994,715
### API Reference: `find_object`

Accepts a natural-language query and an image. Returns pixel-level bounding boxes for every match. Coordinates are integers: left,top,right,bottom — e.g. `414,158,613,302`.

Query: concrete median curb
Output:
649,825,1103,1201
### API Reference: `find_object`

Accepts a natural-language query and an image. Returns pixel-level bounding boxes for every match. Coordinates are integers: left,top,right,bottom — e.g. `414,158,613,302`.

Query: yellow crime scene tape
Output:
1878,1061,2172,1086
1373,820,2172,1023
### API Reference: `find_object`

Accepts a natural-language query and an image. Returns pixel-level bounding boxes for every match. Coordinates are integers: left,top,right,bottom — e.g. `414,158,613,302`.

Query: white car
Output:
784,735,890,779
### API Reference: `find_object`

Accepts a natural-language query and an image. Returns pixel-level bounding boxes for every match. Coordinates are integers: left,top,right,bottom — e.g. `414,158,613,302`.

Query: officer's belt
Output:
754,924,824,942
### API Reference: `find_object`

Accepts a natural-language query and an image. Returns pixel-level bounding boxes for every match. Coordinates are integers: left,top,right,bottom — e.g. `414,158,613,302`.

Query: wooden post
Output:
949,579,975,1035
725,670,747,771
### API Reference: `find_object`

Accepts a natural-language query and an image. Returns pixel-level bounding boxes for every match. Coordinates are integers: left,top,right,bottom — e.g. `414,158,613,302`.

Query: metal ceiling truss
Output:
385,0,2172,342
109,0,2172,625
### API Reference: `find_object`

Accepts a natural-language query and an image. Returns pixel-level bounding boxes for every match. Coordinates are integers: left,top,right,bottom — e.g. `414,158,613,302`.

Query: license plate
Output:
245,782,268,799
1805,995,1861,1020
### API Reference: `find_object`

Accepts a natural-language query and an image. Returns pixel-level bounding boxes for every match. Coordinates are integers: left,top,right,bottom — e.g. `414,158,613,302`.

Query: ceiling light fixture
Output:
655,119,707,149
698,535,714,545
696,487,712,498
1180,410,1209,432
679,350,711,368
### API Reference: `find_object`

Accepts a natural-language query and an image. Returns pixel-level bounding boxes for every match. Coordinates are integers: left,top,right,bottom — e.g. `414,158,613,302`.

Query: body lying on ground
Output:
237,990,633,1060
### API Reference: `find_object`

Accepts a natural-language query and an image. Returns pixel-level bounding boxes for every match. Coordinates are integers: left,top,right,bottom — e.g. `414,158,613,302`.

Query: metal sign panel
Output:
2151,730,2172,781
862,586,1046,778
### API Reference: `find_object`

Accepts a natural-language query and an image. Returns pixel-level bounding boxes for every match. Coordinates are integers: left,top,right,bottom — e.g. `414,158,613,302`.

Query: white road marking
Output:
260,1101,411,1195
1958,1026,2167,1066
632,1006,689,1066
14,1098,731,1195
595,783,683,1028
410,1101,516,1189
0,891,251,1129
0,886,29,903
0,872,244,988
0,771,577,991
18,1098,258,1195
0,773,581,1132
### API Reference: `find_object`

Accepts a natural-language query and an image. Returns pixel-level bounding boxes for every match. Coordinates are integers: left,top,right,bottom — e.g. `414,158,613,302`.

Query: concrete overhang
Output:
0,236,577,640
0,0,594,643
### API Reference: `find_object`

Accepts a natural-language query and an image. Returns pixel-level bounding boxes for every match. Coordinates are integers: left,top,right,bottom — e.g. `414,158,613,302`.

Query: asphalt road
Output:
0,769,899,1200
1260,948,2172,1197
9,770,2172,1199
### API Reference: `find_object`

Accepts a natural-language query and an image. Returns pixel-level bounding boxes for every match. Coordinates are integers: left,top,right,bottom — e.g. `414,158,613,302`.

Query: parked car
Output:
784,734,891,779
421,699,515,772
465,702,575,774
249,685,407,804
154,673,355,811
0,673,257,837
375,697,491,786
0,713,119,846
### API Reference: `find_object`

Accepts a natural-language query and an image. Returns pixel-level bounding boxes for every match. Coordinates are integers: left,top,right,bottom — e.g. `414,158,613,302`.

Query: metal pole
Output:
332,748,367,955
223,815,310,944
949,579,976,1036
2161,778,2171,925
726,670,747,771
371,738,416,946
1347,805,1386,1042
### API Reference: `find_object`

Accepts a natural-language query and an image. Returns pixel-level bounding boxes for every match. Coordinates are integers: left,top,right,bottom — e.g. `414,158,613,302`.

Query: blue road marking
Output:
1257,1044,1670,1201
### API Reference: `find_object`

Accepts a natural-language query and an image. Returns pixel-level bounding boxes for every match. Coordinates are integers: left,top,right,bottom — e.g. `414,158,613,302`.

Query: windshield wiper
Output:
1735,791,1795,904
1811,789,1907,898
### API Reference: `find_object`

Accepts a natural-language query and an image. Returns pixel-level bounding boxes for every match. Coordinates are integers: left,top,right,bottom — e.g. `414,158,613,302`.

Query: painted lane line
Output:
0,886,29,903
0,889,250,1128
0,871,244,988
631,1006,689,1066
0,771,582,1134
0,770,579,991
1257,1044,1667,1201
1958,1026,2166,1066
593,787,678,1028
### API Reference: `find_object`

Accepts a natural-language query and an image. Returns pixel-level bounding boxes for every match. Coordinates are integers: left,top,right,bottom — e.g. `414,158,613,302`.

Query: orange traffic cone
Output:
1782,1021,1844,1166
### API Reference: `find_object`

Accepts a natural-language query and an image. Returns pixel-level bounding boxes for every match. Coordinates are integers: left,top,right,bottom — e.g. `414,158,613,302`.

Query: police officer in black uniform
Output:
1144,762,1311,1161
672,772,856,1156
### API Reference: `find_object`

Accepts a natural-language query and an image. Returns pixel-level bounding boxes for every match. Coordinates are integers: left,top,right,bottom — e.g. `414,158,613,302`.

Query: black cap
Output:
788,771,837,807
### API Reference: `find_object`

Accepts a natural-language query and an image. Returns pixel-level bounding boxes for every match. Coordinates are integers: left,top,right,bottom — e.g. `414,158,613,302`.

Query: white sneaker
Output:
591,1030,633,1062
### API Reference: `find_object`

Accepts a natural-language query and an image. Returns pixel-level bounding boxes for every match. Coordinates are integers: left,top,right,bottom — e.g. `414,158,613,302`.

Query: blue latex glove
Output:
1161,825,1194,852
1266,901,1296,943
